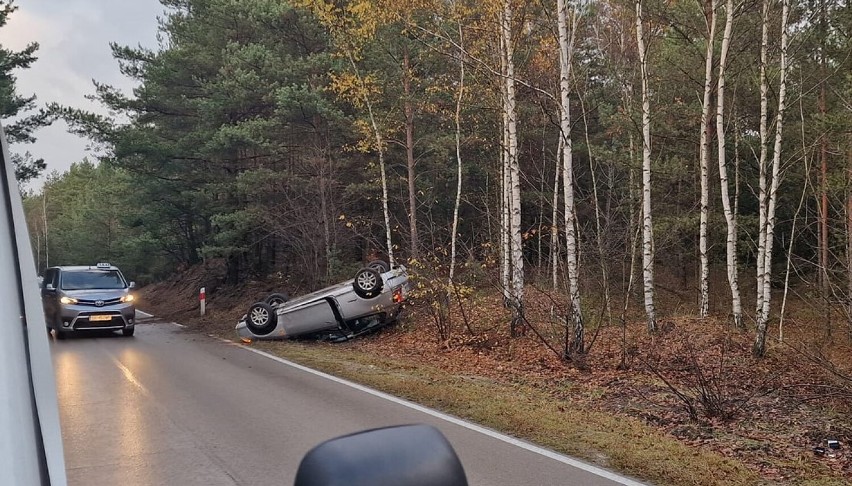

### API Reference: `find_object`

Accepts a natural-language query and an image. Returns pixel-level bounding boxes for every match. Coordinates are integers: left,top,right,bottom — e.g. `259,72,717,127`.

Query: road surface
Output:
51,313,646,486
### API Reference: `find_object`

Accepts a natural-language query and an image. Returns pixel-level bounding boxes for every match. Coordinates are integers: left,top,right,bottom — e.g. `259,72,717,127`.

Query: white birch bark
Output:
636,0,657,332
502,1,524,327
449,22,465,287
557,0,584,354
499,29,511,301
756,0,770,315
715,0,742,328
699,0,717,318
754,0,789,357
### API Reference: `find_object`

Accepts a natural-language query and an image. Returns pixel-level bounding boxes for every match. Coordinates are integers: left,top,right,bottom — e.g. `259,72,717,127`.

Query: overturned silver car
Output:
236,261,410,342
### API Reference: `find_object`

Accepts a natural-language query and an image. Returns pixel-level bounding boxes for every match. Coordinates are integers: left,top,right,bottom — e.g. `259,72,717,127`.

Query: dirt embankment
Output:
136,260,284,332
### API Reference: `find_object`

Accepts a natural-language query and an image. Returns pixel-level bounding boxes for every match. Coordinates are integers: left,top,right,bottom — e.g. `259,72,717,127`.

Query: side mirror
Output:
295,424,468,486
45,283,55,291
128,281,136,289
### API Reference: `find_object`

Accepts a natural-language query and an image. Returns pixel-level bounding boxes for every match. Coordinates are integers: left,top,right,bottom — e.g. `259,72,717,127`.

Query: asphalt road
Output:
51,312,646,486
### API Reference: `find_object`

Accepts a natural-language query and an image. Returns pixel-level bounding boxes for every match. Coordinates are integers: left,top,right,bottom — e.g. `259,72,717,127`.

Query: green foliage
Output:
23,161,167,283
0,0,52,182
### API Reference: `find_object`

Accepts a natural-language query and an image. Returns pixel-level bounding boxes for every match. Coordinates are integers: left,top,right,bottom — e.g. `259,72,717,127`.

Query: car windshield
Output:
60,270,126,290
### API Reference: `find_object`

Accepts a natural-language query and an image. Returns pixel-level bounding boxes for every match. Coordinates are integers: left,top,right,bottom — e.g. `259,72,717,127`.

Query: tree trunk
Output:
636,0,657,332
403,47,420,260
754,0,789,357
715,0,743,329
818,0,829,297
557,0,584,356
449,22,465,287
699,0,717,318
502,0,524,333
550,137,562,290
756,0,770,316
499,28,511,303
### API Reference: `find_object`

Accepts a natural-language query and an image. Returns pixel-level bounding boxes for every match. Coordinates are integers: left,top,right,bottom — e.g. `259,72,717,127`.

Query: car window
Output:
60,270,126,290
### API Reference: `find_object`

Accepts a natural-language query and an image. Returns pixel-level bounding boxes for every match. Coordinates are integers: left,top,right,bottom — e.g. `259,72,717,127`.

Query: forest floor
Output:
138,262,852,485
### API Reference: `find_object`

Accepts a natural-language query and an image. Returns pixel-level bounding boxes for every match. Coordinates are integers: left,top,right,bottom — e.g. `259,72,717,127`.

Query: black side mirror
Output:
295,424,468,486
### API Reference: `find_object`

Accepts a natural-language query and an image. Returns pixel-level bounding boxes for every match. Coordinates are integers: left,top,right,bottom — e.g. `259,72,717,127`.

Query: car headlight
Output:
60,296,78,305
121,294,135,303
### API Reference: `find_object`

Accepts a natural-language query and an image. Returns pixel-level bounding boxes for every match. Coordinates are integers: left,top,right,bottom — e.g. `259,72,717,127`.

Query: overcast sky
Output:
0,0,165,190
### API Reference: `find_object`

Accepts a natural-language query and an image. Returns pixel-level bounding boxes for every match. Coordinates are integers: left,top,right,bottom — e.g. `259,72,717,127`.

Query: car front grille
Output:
76,297,122,307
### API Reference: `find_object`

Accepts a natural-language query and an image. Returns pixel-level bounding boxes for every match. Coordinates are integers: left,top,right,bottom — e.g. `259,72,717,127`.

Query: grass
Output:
250,339,759,486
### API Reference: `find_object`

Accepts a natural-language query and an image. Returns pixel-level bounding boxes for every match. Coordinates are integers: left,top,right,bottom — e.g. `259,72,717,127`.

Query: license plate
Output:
89,315,112,322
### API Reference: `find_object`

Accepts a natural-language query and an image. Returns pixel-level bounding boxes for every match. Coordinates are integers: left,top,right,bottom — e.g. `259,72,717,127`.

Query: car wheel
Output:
122,327,135,337
246,302,277,335
55,329,67,340
264,293,289,307
353,267,383,299
367,260,390,273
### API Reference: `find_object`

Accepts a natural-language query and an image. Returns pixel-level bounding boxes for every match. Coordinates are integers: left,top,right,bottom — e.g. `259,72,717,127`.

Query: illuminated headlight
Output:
121,294,135,303
60,296,78,305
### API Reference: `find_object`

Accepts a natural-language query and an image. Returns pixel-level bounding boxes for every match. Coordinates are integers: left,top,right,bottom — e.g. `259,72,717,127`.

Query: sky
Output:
0,0,165,190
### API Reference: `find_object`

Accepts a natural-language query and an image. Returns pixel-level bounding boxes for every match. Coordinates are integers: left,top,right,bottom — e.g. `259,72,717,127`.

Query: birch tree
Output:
755,0,770,316
500,0,524,332
715,0,743,328
698,0,717,318
754,0,789,357
636,0,657,332
448,21,465,287
557,0,584,356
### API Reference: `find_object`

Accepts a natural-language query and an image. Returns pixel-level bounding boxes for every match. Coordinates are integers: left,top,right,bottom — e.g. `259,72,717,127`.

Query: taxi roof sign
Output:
95,262,111,269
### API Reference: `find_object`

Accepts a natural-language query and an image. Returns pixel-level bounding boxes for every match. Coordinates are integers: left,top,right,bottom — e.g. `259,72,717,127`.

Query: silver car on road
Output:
236,261,410,342
41,263,137,339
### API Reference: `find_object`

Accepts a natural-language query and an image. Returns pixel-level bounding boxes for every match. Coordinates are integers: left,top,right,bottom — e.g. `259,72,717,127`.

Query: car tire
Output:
122,327,135,337
353,267,383,299
246,302,277,336
264,293,289,307
54,329,67,340
367,260,390,273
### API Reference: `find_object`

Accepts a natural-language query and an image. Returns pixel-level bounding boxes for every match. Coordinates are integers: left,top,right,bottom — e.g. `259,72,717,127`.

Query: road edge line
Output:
237,344,647,486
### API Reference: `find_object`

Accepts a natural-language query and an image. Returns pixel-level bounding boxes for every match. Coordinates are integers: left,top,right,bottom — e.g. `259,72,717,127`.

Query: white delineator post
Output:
200,287,206,316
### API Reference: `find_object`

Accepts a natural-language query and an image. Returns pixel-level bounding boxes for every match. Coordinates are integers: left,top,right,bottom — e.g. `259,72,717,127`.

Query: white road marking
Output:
144,310,646,485
110,356,151,397
172,322,186,328
237,345,647,486
136,310,154,318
